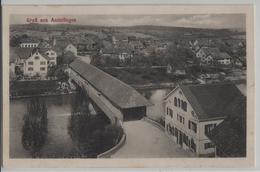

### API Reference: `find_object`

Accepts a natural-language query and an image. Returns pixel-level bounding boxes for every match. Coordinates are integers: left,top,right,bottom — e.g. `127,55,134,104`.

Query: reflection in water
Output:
68,89,113,158
11,88,169,158
10,95,76,158
21,97,48,157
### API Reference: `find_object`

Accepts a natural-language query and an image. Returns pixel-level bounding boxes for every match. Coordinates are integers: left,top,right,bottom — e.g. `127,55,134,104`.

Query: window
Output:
178,98,180,107
40,67,46,71
169,108,173,118
183,134,189,146
174,97,177,106
28,67,33,71
204,142,215,149
181,101,187,112
205,124,217,135
177,114,185,125
40,61,46,65
170,126,175,136
190,139,196,152
189,120,197,133
35,56,39,60
28,61,33,65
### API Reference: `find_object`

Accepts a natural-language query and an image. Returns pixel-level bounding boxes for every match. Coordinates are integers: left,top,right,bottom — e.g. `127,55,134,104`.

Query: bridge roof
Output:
70,58,152,109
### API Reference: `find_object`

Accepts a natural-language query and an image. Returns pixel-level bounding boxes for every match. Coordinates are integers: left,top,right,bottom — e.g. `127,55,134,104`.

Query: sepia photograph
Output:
2,5,255,168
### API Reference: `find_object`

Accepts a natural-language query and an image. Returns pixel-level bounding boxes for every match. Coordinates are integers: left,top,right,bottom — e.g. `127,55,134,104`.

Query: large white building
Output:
19,38,40,48
11,47,57,78
23,49,49,77
164,83,244,156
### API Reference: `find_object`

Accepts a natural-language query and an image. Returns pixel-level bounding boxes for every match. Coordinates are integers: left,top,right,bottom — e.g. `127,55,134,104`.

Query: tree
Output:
22,98,48,157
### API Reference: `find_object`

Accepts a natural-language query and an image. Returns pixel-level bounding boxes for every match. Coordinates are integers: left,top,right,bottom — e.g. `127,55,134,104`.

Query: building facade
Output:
44,49,57,66
65,43,78,56
164,83,244,156
23,49,49,77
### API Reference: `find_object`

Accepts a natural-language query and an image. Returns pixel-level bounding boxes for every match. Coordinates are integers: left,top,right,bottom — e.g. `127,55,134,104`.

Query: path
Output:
111,120,194,158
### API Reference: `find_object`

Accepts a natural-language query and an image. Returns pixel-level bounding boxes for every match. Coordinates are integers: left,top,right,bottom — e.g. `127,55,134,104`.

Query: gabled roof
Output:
12,47,50,61
30,48,51,60
38,41,51,49
165,82,245,121
69,58,152,109
20,37,40,44
53,39,74,52
12,47,34,59
206,97,246,157
215,52,232,60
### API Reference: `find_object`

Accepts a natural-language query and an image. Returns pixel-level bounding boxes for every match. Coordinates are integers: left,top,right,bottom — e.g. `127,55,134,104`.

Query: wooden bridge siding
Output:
68,68,124,124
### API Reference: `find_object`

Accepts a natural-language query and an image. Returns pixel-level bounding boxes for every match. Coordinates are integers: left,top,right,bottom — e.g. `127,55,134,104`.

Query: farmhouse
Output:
23,48,49,77
215,52,232,65
196,47,232,65
164,83,245,156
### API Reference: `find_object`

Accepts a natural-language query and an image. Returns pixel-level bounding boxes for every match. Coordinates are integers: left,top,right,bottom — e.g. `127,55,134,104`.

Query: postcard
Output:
2,5,255,168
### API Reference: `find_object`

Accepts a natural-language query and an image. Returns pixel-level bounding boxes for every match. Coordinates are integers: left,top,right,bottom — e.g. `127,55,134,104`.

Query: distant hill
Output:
10,23,245,41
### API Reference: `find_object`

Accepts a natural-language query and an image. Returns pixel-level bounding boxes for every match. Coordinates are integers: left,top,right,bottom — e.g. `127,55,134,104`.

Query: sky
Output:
11,14,246,29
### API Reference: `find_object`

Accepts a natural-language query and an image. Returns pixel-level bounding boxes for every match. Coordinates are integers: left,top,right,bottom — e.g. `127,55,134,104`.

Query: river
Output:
10,88,170,158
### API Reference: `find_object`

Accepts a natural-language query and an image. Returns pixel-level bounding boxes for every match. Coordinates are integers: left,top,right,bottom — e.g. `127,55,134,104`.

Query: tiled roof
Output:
20,37,40,44
215,52,232,60
11,47,50,60
167,82,245,121
206,97,246,157
200,47,232,60
53,39,72,52
12,47,34,59
70,58,152,109
10,48,20,63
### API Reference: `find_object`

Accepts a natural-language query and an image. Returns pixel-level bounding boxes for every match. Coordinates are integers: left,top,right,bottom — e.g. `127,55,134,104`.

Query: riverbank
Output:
10,79,76,99
10,91,76,100
132,82,175,90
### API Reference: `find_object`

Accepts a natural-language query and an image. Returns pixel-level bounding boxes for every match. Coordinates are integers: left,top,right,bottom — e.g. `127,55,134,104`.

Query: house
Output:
112,34,128,45
215,52,232,65
19,38,40,48
196,47,220,64
196,47,232,65
44,49,57,66
206,97,246,157
164,83,245,156
11,47,35,75
64,43,78,56
118,51,133,61
52,38,77,56
189,40,200,52
23,48,49,77
38,40,52,49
